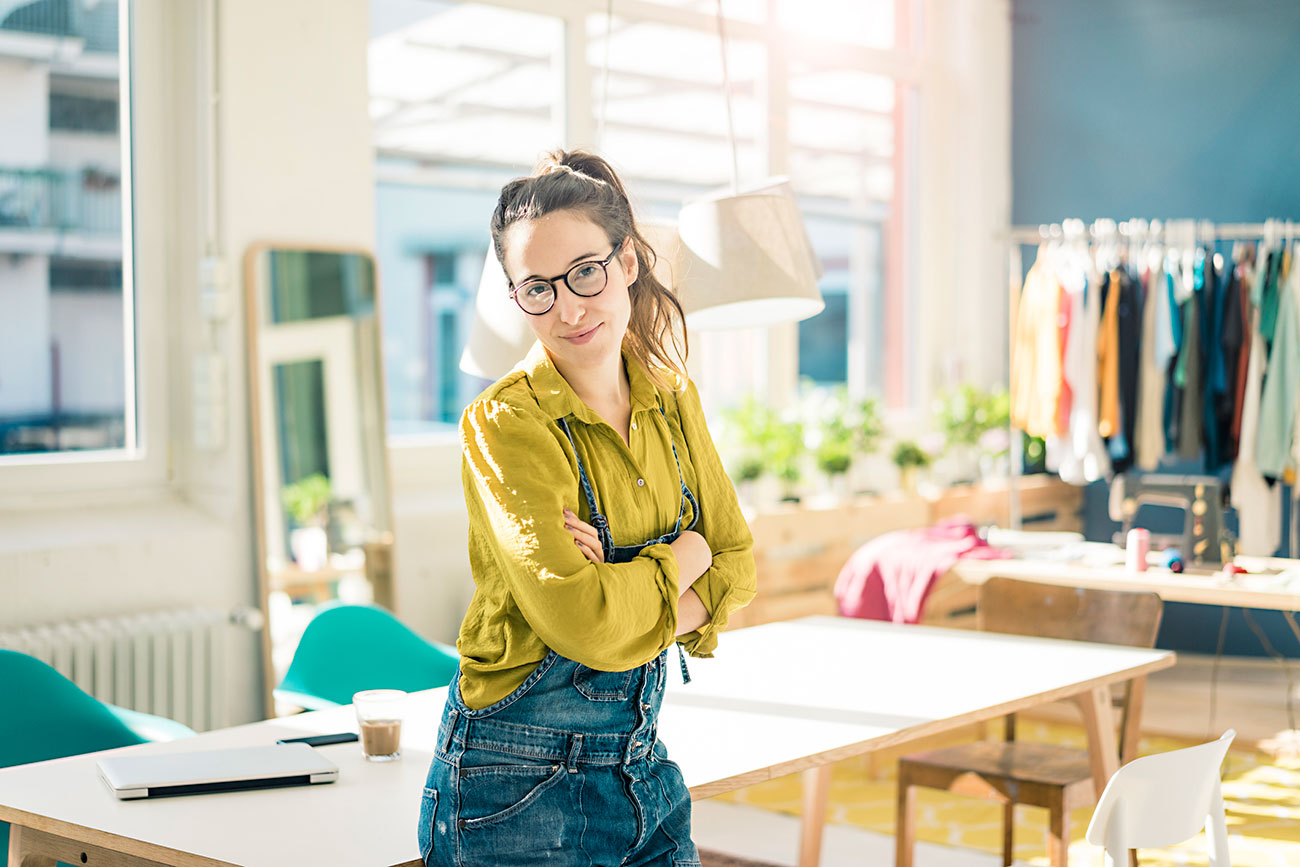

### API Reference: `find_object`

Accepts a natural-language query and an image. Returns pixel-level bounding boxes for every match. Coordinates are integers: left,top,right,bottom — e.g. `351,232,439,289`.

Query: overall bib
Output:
419,408,701,867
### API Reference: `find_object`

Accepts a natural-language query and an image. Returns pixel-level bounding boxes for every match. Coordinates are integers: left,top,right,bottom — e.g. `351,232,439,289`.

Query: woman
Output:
417,149,756,867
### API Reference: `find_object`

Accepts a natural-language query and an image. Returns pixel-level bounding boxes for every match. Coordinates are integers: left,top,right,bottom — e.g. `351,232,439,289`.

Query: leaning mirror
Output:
244,246,394,714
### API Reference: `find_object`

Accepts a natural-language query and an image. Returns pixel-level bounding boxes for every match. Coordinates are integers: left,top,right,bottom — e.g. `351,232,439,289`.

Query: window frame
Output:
0,0,172,504
378,0,923,450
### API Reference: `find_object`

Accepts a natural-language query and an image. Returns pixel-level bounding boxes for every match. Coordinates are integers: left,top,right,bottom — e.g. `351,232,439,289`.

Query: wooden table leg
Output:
8,825,172,867
798,764,831,867
1077,685,1120,794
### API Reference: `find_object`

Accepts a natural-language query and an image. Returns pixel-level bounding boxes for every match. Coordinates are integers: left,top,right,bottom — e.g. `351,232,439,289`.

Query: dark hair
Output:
490,149,688,390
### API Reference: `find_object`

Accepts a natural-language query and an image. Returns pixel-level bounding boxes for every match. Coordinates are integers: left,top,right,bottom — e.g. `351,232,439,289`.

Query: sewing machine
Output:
1112,473,1235,568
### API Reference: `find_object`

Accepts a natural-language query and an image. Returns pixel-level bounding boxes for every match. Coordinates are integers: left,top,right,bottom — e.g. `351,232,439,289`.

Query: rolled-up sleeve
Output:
461,398,680,671
672,380,757,656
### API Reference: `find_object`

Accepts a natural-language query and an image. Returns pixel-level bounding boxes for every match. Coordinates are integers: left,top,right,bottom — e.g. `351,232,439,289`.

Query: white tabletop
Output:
948,554,1300,611
0,617,1174,867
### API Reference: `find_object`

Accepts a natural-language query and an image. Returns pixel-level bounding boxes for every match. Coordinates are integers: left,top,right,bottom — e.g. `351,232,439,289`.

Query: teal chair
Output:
275,604,460,711
0,649,197,857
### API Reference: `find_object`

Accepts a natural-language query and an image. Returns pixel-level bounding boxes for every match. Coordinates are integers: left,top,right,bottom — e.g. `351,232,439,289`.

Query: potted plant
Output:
281,473,332,571
933,383,1010,483
768,417,806,503
721,396,807,506
890,440,931,495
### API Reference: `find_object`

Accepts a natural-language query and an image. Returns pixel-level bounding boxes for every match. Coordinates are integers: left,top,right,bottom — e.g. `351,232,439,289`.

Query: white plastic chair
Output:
1085,729,1235,867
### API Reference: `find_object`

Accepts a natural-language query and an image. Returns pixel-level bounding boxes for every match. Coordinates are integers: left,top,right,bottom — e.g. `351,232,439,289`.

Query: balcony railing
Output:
0,0,118,53
0,166,122,234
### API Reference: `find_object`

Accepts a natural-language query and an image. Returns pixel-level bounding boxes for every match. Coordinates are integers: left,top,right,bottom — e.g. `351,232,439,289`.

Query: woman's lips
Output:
563,323,601,345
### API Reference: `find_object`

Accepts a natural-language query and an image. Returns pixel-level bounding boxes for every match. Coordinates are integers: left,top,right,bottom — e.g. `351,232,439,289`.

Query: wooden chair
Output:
895,577,1163,867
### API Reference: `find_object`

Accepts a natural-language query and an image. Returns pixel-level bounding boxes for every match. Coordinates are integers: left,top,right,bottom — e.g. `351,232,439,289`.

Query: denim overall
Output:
419,408,702,867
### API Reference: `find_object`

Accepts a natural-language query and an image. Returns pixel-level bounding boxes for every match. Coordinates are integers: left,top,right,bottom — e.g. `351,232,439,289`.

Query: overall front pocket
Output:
572,664,635,701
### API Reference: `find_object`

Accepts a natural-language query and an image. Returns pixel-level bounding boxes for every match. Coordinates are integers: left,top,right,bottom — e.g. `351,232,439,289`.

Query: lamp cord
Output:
716,0,740,192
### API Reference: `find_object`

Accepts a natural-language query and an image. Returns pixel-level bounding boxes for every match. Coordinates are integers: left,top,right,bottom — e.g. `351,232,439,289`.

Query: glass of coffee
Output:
353,689,406,762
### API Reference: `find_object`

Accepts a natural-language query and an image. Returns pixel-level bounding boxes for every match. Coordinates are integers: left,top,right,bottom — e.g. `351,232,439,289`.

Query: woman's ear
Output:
620,238,639,286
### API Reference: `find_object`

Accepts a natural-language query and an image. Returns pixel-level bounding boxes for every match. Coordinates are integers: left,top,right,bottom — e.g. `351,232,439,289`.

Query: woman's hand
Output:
563,509,605,564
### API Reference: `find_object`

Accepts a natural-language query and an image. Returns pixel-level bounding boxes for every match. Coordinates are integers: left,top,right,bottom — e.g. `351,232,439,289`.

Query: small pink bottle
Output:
1126,528,1150,573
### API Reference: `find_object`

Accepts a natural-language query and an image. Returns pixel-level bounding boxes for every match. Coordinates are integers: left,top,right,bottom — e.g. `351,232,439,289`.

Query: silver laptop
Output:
97,743,339,800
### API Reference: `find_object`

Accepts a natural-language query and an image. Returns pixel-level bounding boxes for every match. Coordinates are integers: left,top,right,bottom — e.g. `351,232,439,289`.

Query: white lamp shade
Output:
676,182,824,330
458,220,685,381
458,247,536,382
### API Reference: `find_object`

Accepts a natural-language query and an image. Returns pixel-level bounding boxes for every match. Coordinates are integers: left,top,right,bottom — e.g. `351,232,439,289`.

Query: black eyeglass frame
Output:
507,239,627,316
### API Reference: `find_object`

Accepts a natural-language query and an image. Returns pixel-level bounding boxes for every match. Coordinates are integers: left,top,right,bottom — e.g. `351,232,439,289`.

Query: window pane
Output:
589,17,764,188
0,0,131,457
370,1,562,169
778,0,895,48
371,1,562,436
798,213,884,395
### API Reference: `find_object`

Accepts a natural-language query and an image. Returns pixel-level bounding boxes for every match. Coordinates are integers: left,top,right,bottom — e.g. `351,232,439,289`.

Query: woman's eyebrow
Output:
519,250,603,282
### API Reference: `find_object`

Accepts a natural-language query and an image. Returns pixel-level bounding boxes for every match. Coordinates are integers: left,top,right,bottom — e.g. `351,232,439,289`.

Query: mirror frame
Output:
243,242,396,717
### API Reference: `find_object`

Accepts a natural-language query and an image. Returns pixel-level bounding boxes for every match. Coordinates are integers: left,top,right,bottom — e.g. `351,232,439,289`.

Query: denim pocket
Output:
458,761,569,830
417,786,438,864
572,664,635,701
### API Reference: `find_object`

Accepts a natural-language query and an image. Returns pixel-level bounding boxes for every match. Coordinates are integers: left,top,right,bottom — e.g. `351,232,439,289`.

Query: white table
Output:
2,617,1174,867
947,554,1300,613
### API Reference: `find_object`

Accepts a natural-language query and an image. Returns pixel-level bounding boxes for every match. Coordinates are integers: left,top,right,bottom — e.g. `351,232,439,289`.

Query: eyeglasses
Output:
508,241,625,316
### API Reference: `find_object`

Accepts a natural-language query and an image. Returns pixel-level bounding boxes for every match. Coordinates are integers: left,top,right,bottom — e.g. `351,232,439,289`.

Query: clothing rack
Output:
998,218,1291,532
999,220,1279,246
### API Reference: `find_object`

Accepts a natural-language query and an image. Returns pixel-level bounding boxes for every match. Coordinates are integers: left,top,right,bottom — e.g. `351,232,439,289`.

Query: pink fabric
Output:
833,517,1012,624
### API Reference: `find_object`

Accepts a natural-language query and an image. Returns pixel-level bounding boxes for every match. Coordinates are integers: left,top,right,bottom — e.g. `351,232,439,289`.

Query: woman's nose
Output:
553,287,586,324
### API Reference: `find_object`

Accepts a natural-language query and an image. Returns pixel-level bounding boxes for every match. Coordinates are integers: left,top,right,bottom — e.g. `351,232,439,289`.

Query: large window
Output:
371,0,918,437
0,0,133,458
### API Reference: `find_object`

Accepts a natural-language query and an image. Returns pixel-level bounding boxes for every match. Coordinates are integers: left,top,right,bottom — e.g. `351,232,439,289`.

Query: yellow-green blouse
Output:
456,341,756,710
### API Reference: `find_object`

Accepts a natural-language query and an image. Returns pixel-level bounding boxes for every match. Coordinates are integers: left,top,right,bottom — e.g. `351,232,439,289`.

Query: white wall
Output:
48,131,121,171
389,437,474,645
49,290,124,413
0,56,47,163
0,0,376,727
0,257,49,416
916,0,1012,395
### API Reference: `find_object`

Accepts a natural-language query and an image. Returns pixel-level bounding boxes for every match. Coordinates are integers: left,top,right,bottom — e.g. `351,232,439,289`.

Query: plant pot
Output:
898,466,920,495
289,526,329,572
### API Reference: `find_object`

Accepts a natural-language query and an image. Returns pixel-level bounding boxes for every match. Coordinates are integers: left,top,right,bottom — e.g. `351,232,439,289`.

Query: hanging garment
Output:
1097,269,1123,440
1056,258,1110,484
1162,266,1185,454
1229,255,1255,452
1112,266,1142,473
1231,263,1282,557
1200,251,1229,473
1258,249,1283,350
1256,255,1300,481
1220,254,1248,462
1174,265,1204,462
1010,253,1068,439
1135,253,1174,470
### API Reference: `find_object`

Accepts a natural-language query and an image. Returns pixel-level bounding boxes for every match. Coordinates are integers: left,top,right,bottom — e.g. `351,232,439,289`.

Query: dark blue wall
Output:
1012,0,1300,225
1011,0,1300,656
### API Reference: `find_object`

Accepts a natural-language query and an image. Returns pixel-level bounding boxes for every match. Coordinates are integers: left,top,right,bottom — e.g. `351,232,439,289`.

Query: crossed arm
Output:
563,508,713,635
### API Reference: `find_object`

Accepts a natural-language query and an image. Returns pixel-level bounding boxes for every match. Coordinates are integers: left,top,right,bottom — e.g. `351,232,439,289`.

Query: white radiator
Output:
0,608,236,732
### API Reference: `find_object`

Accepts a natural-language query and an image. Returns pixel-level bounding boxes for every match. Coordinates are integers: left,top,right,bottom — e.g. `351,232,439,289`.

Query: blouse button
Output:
637,478,645,487
631,421,638,431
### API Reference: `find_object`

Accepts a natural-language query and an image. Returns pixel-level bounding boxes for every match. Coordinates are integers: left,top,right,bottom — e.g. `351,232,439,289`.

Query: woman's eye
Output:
523,283,550,298
572,264,600,281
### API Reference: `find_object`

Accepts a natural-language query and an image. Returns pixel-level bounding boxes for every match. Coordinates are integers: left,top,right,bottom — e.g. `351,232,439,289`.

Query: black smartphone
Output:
276,732,360,747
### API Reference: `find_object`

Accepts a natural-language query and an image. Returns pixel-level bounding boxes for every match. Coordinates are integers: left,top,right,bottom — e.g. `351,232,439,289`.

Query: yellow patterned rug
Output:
715,719,1300,866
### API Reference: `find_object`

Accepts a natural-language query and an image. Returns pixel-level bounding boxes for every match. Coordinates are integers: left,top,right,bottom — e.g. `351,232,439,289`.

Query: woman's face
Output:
502,209,637,375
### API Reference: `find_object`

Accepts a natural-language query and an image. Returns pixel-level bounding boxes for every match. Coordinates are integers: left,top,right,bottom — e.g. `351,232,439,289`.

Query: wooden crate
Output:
731,476,1084,630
